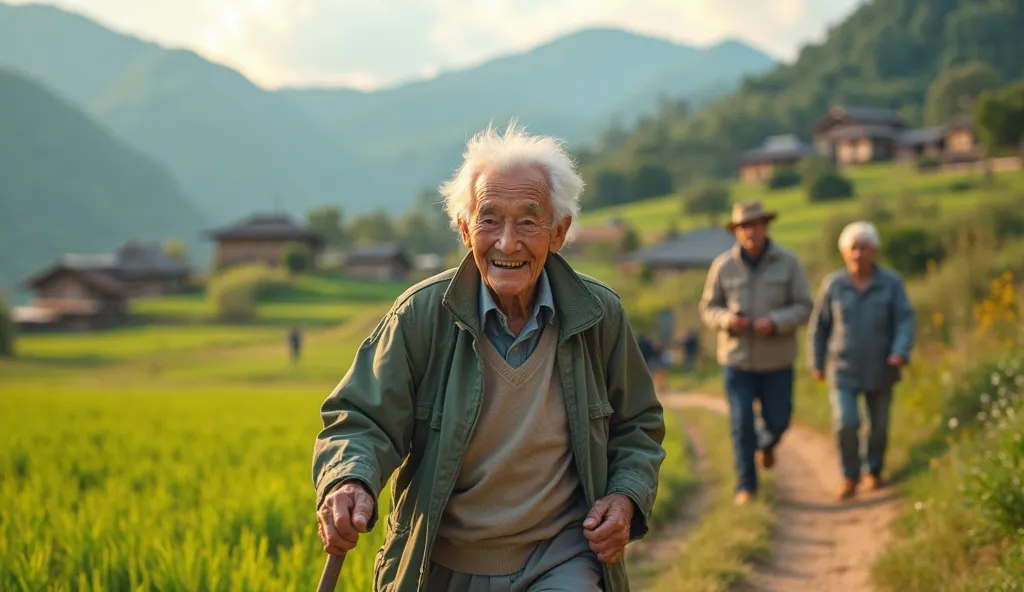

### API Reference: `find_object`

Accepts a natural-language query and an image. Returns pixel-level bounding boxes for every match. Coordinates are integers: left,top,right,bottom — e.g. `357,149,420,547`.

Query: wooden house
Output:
897,115,982,166
205,213,322,270
342,243,412,281
811,106,907,166
739,134,815,184
618,227,736,277
20,264,128,330
560,218,628,256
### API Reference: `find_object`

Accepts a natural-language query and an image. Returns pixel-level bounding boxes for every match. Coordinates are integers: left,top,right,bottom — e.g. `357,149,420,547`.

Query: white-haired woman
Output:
313,122,665,592
807,221,916,501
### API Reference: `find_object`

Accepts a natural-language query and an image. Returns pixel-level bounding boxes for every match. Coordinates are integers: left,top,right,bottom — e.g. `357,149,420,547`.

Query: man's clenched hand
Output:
582,493,634,564
317,480,375,557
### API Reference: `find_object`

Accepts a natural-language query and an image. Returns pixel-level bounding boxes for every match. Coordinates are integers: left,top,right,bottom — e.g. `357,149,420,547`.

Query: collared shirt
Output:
740,238,771,269
807,265,916,392
479,269,556,368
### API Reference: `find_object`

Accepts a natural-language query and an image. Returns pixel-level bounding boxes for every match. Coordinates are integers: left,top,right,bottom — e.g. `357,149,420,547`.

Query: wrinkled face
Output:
734,219,768,253
458,165,571,302
842,240,877,274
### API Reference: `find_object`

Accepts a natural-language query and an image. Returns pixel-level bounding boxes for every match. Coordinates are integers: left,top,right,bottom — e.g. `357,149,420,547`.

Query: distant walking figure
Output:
681,329,699,372
288,326,302,363
699,200,813,505
808,221,916,500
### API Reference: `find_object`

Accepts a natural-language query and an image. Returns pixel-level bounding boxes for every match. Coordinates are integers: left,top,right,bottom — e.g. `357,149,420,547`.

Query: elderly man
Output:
699,200,813,505
313,123,666,592
808,221,916,500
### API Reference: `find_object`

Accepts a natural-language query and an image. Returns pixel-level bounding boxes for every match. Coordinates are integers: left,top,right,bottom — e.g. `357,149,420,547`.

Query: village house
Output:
739,134,815,184
18,264,129,331
897,114,981,166
14,239,191,330
341,243,412,281
811,105,908,166
205,213,322,271
618,227,736,278
560,217,629,256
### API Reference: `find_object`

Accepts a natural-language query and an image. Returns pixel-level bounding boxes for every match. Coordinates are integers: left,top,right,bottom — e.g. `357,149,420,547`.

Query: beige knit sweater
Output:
431,328,587,575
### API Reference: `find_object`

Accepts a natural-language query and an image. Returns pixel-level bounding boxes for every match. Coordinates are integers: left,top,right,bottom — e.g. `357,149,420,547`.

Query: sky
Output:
7,0,862,90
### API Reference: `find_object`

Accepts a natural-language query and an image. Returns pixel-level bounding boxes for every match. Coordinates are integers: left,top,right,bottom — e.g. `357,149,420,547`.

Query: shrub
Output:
206,265,290,321
806,169,855,202
683,179,731,223
916,153,940,172
880,223,947,277
765,168,801,190
281,242,310,274
0,289,14,358
619,226,641,254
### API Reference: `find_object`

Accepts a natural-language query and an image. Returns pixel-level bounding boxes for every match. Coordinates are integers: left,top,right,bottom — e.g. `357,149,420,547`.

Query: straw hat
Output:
725,199,778,231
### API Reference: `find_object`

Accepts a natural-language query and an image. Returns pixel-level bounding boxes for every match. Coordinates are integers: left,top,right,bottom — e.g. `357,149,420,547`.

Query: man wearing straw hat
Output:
699,199,813,505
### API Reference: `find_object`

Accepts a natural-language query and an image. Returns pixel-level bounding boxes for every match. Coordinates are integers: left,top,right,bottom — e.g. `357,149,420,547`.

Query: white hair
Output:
439,120,584,244
838,221,881,251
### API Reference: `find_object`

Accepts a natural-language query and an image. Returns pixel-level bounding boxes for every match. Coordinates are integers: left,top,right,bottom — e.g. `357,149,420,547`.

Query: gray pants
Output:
425,522,603,592
830,387,893,480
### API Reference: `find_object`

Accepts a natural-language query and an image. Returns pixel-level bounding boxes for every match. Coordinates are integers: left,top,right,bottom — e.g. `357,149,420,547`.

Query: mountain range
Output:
0,1,774,227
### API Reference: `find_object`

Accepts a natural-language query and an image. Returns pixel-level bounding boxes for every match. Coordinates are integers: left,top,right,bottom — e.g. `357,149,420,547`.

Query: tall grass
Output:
0,387,389,591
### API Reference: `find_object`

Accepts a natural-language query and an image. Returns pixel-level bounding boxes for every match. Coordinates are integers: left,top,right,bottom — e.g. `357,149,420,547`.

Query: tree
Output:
162,238,189,265
307,205,349,250
683,179,731,225
630,163,674,201
924,61,1003,125
588,169,631,208
974,82,1024,157
281,242,310,274
0,289,15,358
347,209,395,247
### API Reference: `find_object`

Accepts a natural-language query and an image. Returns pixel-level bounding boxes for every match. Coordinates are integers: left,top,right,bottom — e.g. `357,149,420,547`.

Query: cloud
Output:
10,0,862,88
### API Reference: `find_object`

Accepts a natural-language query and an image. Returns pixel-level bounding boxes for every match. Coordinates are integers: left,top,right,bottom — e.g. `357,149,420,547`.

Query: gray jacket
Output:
807,266,916,392
699,242,813,372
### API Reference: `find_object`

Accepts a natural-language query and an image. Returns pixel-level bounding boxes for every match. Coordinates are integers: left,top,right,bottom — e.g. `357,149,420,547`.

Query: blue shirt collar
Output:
479,268,556,329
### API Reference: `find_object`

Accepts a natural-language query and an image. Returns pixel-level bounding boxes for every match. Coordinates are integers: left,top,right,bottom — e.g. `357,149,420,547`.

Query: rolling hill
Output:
0,68,208,302
0,2,774,224
583,0,1024,186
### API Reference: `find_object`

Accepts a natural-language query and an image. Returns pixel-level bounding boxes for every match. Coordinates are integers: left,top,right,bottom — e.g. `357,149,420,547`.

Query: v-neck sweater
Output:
431,327,586,575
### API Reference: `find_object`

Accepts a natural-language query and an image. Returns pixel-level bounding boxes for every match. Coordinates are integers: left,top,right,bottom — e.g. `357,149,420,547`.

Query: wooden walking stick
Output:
316,554,345,592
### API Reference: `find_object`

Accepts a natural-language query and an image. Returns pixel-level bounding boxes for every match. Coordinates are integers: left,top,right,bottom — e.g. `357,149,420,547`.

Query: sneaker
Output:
837,478,858,501
734,490,755,506
757,447,775,470
865,473,884,490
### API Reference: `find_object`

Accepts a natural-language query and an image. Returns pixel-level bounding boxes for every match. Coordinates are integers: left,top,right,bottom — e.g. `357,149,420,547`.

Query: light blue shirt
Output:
479,269,556,368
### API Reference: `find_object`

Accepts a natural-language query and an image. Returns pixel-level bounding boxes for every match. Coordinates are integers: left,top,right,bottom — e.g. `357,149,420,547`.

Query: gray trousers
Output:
830,386,893,480
425,522,603,592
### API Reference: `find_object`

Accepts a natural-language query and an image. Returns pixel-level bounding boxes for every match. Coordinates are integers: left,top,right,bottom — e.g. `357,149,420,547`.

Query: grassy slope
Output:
579,165,1024,249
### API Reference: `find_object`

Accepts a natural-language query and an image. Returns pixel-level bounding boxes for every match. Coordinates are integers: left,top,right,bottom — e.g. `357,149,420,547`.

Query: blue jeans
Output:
723,366,794,494
830,387,893,480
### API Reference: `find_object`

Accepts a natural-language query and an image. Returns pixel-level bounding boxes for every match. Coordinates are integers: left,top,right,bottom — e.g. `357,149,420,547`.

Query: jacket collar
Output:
442,250,604,340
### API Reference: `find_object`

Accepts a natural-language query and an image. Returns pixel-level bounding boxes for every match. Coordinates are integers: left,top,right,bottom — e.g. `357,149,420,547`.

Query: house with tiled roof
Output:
739,134,816,184
205,213,322,270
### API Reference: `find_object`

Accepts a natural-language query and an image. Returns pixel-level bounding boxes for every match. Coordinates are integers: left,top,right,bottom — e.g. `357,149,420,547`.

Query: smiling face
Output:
458,165,571,315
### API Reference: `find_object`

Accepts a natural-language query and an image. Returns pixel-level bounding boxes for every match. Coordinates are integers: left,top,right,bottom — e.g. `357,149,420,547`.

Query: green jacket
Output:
313,252,666,592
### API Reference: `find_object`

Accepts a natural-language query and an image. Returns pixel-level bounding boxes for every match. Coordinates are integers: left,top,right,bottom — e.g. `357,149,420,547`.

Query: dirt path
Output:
659,392,901,592
626,418,711,589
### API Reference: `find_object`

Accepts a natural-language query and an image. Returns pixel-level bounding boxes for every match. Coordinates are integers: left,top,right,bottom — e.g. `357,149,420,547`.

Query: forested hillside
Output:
0,69,207,301
0,3,774,223
583,0,1024,188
